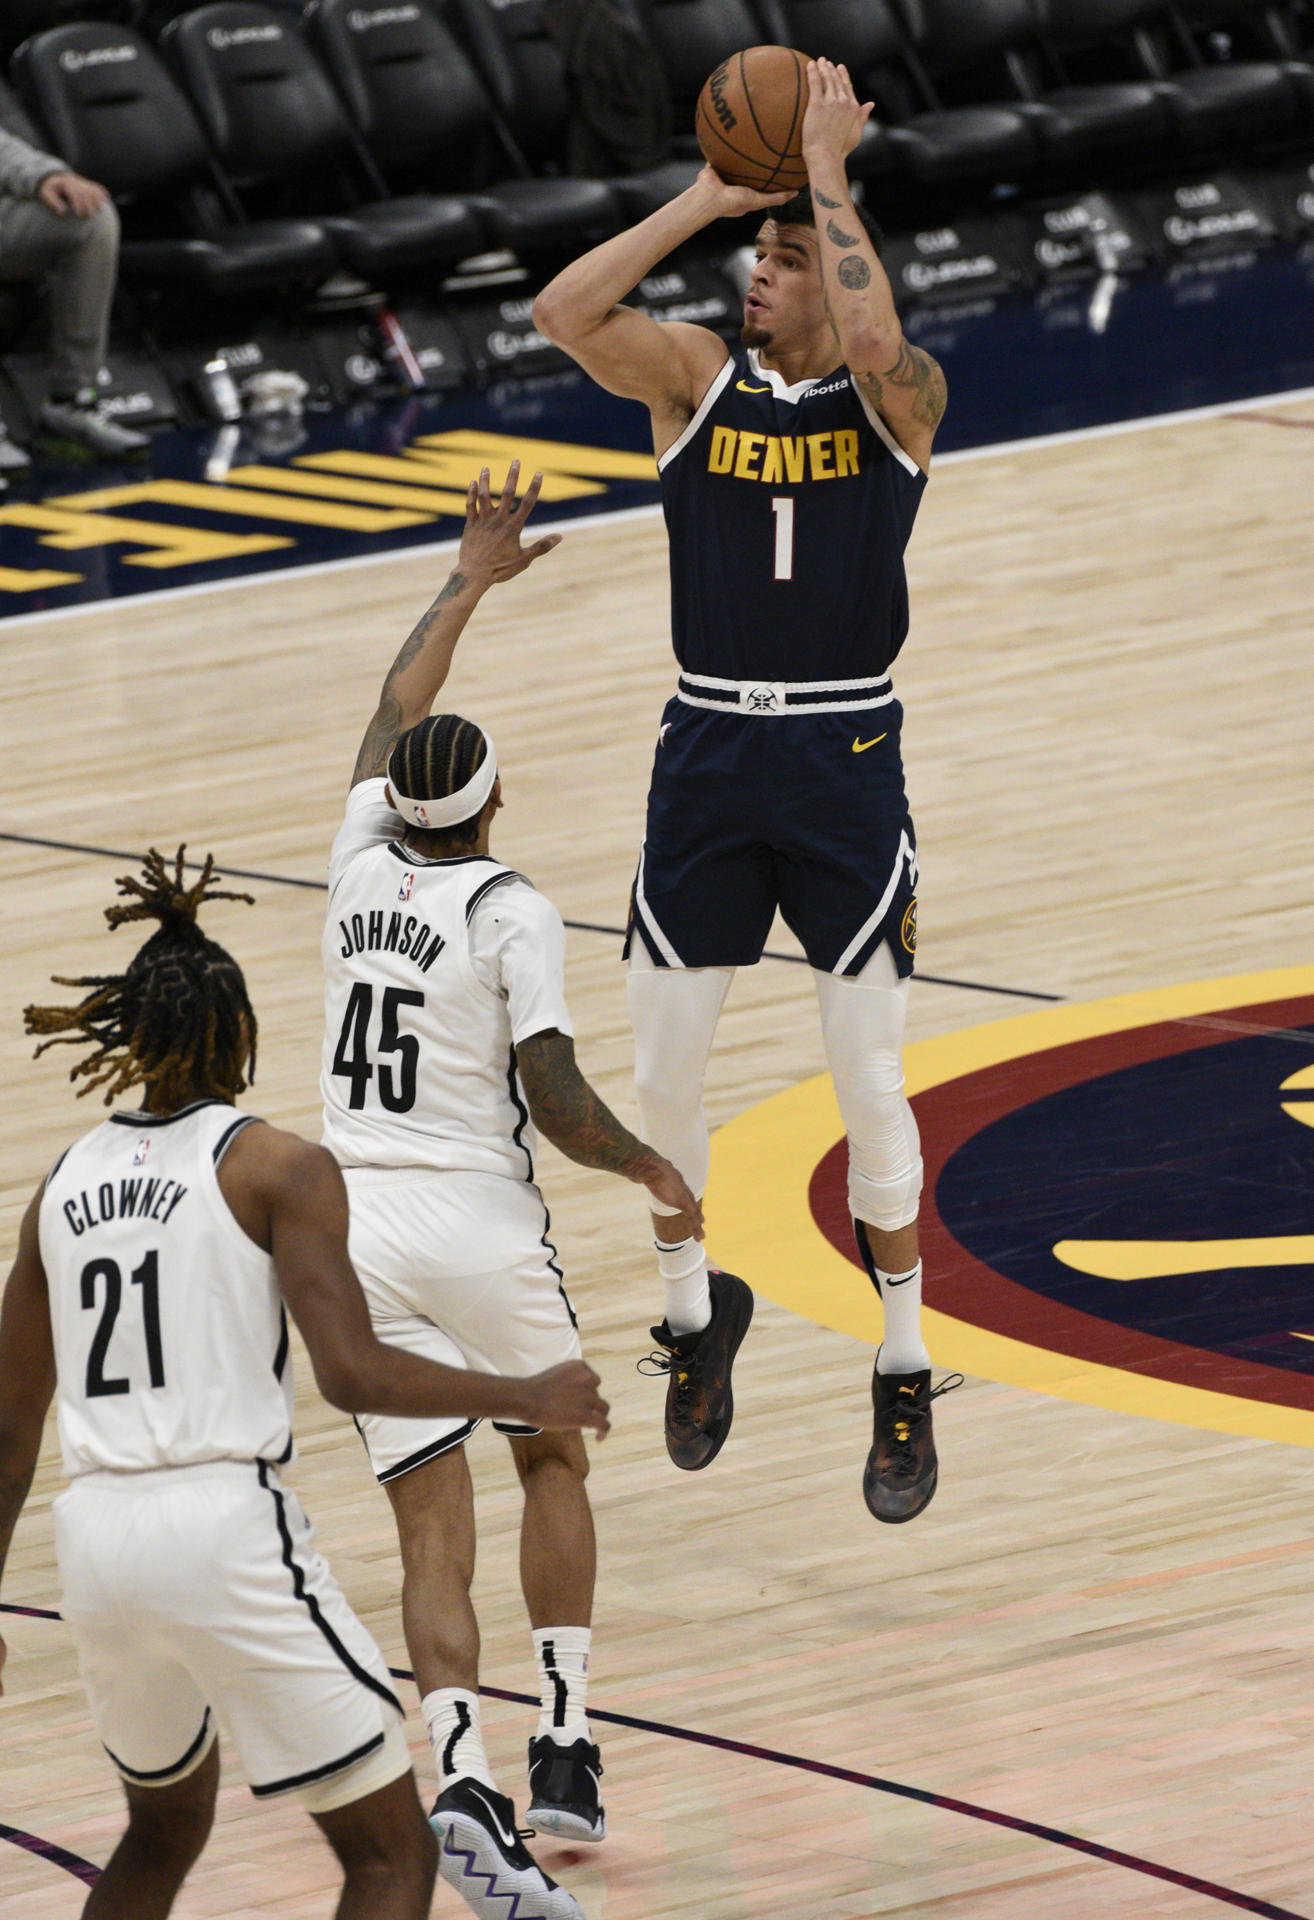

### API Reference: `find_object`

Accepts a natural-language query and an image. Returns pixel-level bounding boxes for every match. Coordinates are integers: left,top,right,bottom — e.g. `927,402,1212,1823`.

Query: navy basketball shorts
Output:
627,698,918,977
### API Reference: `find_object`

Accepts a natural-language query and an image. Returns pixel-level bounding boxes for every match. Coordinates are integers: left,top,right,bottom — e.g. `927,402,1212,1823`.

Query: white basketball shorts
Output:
343,1167,582,1482
54,1460,410,1811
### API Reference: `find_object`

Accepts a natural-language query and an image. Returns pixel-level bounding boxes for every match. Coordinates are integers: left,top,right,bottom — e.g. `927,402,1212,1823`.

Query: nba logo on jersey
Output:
398,871,413,902
132,1136,151,1166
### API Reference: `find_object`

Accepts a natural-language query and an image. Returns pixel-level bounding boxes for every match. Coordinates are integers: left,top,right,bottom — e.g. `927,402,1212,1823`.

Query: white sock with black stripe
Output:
422,1687,496,1790
532,1627,592,1743
655,1236,710,1336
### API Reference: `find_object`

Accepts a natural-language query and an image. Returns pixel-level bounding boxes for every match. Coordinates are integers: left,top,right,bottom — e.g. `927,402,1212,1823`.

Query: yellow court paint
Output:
706,965,1314,1447
1055,1236,1314,1280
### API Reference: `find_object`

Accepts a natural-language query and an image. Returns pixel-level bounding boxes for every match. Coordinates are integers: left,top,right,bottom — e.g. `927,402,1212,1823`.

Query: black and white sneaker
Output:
430,1779,584,1919
526,1735,606,1842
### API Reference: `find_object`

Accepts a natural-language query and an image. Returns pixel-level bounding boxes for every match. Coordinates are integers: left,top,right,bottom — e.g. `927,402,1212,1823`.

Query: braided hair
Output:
388,713,490,846
24,847,258,1107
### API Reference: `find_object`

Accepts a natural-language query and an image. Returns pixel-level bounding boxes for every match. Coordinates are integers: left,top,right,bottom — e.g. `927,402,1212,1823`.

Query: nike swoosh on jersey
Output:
851,733,888,753
736,379,771,392
459,1786,520,1851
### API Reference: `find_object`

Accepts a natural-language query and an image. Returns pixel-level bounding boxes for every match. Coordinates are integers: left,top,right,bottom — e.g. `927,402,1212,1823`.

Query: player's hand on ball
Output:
692,163,793,219
459,460,563,586
522,1360,611,1437
800,57,873,166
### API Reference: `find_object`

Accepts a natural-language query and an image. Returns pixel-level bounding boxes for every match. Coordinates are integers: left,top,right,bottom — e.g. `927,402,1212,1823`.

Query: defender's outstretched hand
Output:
460,460,563,585
517,1360,611,1438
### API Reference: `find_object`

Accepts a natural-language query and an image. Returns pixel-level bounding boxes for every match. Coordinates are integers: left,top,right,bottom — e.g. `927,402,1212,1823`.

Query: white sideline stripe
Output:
4,383,1313,633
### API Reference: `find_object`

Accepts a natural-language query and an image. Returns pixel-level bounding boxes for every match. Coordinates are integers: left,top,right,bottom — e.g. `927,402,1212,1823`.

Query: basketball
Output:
695,45,811,193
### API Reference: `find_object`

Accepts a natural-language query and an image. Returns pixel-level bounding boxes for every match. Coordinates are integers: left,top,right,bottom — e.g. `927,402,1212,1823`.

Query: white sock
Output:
532,1627,592,1743
871,1261,932,1374
422,1687,496,1790
655,1234,710,1336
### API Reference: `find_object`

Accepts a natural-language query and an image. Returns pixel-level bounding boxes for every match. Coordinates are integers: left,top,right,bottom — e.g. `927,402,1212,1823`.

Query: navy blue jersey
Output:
658,347,927,684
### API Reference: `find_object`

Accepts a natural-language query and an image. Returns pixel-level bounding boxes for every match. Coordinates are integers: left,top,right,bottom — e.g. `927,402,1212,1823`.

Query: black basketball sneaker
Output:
643,1267,754,1470
525,1734,606,1842
430,1779,583,1920
864,1364,962,1523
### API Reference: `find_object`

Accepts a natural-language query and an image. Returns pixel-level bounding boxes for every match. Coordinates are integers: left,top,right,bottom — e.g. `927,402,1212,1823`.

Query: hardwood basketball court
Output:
2,394,1313,1918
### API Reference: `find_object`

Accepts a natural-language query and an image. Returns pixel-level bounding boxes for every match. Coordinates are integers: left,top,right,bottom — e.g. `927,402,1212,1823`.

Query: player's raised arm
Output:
802,59,946,474
349,460,561,788
532,171,788,452
226,1126,610,1435
0,1187,58,1693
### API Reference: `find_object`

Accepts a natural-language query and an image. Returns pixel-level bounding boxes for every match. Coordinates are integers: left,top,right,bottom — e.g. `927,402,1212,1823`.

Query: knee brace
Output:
814,960,923,1232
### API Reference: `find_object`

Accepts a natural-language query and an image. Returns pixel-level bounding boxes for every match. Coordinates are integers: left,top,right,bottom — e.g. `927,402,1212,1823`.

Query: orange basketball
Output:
695,45,811,193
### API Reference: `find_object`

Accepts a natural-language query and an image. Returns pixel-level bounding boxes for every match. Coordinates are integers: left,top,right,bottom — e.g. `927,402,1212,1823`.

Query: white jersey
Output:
320,780,574,1179
38,1101,294,1478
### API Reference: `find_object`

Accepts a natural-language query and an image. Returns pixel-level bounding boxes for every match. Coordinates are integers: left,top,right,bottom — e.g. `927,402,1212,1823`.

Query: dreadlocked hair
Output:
24,846,258,1106
388,713,490,847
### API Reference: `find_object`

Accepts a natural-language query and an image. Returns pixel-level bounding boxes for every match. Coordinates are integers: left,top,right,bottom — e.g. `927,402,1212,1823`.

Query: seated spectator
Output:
0,118,148,483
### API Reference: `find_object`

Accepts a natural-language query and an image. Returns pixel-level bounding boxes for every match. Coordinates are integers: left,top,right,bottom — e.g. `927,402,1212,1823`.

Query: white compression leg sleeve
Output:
626,947,734,1206
813,945,923,1233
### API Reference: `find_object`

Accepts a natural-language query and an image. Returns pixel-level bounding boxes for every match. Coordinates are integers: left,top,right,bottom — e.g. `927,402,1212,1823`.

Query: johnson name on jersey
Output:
321,783,573,1181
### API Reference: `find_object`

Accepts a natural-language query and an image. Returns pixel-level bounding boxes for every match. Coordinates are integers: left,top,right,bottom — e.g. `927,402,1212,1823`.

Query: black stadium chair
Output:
1041,0,1310,159
886,0,1177,184
13,21,336,295
764,0,1039,197
159,2,486,281
303,0,621,253
448,0,707,218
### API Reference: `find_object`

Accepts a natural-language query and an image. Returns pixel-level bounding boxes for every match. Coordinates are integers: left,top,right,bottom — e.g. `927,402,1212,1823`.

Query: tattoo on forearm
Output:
350,571,469,783
516,1033,654,1179
826,218,860,248
837,255,872,290
814,190,841,208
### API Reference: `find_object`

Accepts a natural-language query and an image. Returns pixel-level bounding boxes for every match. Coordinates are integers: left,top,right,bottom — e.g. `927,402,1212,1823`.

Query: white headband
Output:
387,734,498,831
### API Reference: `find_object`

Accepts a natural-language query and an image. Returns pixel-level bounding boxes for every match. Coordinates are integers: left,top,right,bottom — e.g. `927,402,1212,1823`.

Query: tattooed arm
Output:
801,58,946,474
0,1188,57,1696
350,460,562,787
516,1030,704,1231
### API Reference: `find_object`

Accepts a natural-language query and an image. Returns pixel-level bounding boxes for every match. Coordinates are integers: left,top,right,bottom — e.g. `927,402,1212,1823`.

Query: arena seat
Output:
888,0,1178,182
13,21,337,294
758,0,1039,196
159,2,486,280
303,0,621,253
1041,0,1309,159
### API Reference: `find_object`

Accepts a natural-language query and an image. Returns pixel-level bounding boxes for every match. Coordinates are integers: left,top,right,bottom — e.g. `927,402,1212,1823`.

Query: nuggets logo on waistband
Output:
901,899,917,953
707,426,860,483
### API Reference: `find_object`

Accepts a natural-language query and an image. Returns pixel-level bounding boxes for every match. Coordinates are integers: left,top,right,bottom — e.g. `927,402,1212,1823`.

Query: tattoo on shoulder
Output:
837,256,872,290
879,339,949,428
814,190,842,209
826,218,860,249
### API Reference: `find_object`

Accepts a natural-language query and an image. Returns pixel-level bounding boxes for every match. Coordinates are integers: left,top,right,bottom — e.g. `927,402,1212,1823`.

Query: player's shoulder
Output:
221,1119,339,1195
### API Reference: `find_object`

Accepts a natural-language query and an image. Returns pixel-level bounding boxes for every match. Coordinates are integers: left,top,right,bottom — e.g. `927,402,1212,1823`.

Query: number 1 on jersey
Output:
770,496,795,581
